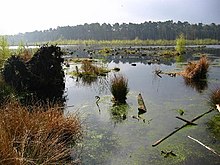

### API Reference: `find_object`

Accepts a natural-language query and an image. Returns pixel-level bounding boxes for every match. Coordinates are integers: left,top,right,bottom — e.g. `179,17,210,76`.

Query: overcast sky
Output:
1,0,219,35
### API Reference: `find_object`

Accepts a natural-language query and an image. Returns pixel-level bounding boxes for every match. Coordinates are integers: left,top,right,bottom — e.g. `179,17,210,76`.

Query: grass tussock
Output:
110,74,129,104
0,101,82,165
81,60,109,76
209,88,220,107
182,56,209,80
81,60,100,75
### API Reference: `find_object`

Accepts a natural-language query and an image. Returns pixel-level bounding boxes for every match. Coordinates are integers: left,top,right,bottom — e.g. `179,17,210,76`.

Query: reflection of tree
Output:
75,76,109,94
110,104,128,125
183,77,208,93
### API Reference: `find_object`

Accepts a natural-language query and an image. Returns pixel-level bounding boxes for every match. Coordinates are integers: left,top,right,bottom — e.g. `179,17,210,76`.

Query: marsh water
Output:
64,46,220,164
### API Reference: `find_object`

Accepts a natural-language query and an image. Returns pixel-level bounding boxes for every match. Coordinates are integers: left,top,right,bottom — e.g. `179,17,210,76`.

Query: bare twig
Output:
188,136,220,157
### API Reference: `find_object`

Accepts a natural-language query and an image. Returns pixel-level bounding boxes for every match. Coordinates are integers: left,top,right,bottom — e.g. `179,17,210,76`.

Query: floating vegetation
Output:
98,47,112,55
160,50,178,57
110,104,129,124
177,109,185,116
161,150,177,158
207,114,220,140
70,58,95,63
72,59,110,77
110,74,129,104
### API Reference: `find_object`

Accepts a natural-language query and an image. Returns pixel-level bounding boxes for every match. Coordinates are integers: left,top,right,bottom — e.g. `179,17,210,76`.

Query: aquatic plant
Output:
181,56,209,80
81,59,100,75
0,101,82,164
71,59,109,79
110,104,128,124
207,114,220,140
98,47,112,55
110,74,129,104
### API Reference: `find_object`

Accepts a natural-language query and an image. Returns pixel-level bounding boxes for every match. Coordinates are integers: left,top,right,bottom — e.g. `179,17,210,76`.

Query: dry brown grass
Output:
181,56,209,80
209,88,220,106
0,101,82,165
81,60,99,75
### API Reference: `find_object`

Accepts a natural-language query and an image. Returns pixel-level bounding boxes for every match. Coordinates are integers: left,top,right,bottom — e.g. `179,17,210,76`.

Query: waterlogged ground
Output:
64,46,220,165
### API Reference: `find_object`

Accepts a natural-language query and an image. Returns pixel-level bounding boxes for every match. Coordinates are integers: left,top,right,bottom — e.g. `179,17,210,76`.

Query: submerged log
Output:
152,108,214,147
138,93,147,112
188,136,220,157
176,116,197,125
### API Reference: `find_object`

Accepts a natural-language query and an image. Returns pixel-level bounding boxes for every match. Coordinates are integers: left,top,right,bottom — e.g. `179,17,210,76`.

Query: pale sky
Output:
1,0,219,35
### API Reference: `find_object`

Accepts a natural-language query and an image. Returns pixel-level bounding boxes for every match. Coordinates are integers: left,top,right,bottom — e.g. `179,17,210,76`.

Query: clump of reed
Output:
81,60,99,75
0,101,82,164
110,74,129,104
80,59,109,77
209,88,220,107
181,56,209,80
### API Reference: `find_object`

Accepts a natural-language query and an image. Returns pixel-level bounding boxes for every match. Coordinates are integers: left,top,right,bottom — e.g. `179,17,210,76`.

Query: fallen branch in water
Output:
188,136,220,157
155,69,162,78
152,108,214,147
137,93,147,112
176,116,197,125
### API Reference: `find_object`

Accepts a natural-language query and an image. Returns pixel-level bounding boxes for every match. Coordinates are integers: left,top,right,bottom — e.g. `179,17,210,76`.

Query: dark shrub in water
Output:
2,45,65,104
26,45,65,102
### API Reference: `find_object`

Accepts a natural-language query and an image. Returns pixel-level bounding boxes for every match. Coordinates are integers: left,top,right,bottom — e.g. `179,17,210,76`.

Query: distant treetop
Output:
7,21,220,44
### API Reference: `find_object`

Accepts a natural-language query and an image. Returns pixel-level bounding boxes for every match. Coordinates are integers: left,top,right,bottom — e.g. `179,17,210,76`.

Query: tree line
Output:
7,20,220,44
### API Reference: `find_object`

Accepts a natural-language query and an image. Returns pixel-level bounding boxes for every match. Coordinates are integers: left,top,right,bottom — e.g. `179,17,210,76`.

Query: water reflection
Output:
183,77,208,93
78,75,98,85
73,75,109,95
64,45,220,164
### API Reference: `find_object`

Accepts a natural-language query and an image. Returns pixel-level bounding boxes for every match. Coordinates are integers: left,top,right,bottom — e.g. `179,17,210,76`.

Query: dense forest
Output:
7,20,220,44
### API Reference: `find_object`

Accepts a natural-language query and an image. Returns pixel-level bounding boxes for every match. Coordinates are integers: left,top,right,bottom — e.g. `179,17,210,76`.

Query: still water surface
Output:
65,47,220,164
